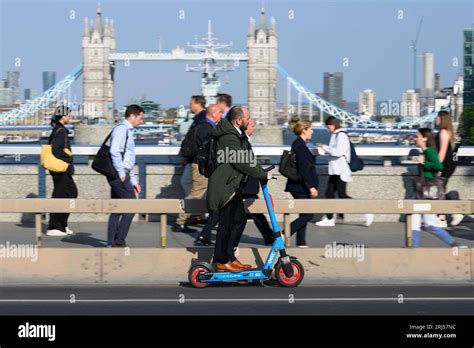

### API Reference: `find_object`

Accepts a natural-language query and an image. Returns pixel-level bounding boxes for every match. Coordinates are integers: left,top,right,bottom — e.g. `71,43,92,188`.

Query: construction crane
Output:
410,17,424,90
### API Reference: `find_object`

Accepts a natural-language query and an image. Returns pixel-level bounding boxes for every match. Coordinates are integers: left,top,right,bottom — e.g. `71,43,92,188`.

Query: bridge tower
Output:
82,3,115,120
247,2,278,125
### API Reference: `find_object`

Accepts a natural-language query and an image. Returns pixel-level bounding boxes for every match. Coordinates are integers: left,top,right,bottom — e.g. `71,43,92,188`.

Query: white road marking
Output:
0,297,473,303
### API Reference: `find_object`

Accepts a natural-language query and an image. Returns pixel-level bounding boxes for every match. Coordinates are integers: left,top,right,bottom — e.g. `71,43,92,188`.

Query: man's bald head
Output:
206,104,223,123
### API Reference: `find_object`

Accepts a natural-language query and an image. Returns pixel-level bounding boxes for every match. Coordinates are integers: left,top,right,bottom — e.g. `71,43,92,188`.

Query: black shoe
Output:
194,236,215,246
112,242,128,248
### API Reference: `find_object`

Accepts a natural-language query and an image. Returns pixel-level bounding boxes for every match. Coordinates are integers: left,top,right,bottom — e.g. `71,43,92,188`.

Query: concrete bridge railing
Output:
0,198,472,248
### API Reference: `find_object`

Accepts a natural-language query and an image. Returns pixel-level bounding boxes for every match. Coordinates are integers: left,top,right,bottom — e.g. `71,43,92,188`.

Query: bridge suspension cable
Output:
1,63,444,129
0,64,83,125
276,64,440,129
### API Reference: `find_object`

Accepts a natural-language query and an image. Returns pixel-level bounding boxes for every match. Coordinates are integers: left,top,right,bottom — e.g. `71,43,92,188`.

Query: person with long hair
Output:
285,117,319,248
315,116,373,227
412,128,464,248
435,110,463,227
46,105,78,236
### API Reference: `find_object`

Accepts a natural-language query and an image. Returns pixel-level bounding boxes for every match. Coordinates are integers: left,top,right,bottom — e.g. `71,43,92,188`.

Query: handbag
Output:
412,166,446,200
92,125,128,179
40,129,70,173
279,150,302,182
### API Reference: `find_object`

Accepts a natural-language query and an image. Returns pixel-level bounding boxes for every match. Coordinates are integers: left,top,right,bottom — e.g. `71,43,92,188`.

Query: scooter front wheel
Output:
188,265,211,288
274,259,304,288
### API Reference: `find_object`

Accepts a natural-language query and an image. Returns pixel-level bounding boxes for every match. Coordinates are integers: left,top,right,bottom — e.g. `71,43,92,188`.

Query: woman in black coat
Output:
46,105,78,237
284,118,319,247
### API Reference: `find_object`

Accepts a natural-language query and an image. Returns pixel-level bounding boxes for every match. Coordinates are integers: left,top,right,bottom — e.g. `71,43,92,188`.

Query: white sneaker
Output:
297,245,309,248
46,229,68,236
450,214,464,226
65,227,74,235
365,214,374,227
452,244,469,249
316,218,335,227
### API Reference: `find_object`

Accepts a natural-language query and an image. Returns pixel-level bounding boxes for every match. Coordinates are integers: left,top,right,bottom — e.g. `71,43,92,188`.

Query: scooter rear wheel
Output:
188,265,211,288
275,259,304,288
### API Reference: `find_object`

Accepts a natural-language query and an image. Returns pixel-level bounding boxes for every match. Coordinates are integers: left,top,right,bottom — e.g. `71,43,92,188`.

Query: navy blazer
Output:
284,137,318,194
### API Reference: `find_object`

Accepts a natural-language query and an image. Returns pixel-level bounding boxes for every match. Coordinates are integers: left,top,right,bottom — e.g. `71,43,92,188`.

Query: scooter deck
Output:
198,268,272,282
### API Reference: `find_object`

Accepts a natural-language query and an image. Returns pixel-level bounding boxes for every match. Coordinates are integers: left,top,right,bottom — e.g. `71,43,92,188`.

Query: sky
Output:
0,0,472,108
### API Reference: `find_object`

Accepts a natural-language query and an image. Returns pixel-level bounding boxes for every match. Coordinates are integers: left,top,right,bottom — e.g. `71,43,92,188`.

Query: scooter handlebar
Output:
263,165,275,172
261,165,277,185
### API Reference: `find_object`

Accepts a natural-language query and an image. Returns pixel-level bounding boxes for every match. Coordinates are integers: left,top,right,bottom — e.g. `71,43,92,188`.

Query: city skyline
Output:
0,0,472,109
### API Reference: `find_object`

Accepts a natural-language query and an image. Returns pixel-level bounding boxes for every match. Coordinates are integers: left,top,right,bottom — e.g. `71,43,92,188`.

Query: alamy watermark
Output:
217,148,257,167
0,242,38,262
18,322,55,341
324,241,365,262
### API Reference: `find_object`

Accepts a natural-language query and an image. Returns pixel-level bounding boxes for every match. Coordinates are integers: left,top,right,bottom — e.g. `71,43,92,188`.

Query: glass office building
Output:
42,71,56,92
464,25,473,106
323,72,343,108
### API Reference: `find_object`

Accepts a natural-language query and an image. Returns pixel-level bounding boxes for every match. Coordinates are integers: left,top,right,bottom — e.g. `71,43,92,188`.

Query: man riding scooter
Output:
206,107,272,272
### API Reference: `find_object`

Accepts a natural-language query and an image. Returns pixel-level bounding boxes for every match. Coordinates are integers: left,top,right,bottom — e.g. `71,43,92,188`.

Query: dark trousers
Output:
107,174,136,246
290,192,313,246
441,176,460,201
213,193,247,264
48,172,78,232
250,213,274,243
326,175,351,220
198,210,220,241
199,195,273,245
242,194,273,244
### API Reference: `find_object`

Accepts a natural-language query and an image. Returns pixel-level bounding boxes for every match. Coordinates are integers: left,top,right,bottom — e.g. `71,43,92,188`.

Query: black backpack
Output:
180,122,199,159
279,150,302,181
92,125,128,179
197,135,221,178
336,132,364,172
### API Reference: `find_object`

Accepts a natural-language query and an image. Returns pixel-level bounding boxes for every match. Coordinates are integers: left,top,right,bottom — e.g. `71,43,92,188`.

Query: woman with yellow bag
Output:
45,105,78,237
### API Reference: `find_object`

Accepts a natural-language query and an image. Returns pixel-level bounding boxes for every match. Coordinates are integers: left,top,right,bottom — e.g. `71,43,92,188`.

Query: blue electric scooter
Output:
188,165,304,288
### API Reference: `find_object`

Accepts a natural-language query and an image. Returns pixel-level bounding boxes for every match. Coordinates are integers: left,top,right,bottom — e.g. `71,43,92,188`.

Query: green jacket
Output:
421,146,444,179
206,118,267,211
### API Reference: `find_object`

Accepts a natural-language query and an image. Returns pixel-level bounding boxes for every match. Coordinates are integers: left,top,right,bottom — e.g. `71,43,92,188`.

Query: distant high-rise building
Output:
42,71,56,92
358,89,376,117
453,75,464,122
0,80,13,106
423,52,434,91
323,72,343,108
434,76,464,122
464,25,473,106
6,71,20,104
401,89,420,117
341,99,348,111
434,73,441,94
421,52,435,113
24,89,32,101
24,89,37,101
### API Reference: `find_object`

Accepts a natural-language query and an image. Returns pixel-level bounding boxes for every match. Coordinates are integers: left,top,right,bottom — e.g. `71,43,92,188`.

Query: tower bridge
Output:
0,3,440,130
